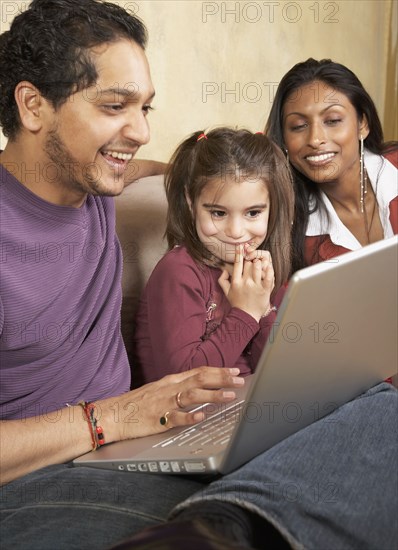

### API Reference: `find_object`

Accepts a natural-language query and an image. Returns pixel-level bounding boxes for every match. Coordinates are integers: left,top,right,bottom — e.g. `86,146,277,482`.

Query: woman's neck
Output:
318,164,363,214
325,181,383,246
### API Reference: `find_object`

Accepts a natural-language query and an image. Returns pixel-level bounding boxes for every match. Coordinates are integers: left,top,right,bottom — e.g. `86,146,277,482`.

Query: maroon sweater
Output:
133,246,285,387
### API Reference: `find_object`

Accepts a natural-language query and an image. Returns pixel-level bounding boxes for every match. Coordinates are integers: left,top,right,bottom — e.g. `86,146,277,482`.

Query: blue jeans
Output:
1,383,397,550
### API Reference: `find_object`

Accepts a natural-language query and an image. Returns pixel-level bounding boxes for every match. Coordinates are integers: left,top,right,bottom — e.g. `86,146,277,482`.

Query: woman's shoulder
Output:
365,149,398,191
383,147,398,169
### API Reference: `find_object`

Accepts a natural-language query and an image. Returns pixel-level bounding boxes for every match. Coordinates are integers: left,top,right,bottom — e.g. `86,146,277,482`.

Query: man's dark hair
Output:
0,0,148,139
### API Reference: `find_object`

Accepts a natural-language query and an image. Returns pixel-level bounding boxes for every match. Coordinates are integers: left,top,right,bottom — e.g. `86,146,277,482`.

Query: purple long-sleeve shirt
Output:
0,166,130,420
133,246,285,386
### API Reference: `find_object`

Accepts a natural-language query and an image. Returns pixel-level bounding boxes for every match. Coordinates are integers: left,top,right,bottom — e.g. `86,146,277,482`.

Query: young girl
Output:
133,128,294,386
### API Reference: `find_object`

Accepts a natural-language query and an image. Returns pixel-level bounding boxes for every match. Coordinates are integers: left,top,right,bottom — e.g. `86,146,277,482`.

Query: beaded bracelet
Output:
79,401,105,451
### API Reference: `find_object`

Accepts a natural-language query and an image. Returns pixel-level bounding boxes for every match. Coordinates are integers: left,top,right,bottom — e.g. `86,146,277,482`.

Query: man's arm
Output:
1,367,244,485
124,159,168,186
0,408,94,485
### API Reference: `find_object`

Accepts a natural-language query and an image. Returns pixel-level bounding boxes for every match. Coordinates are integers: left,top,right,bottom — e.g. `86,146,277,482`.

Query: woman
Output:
265,58,398,272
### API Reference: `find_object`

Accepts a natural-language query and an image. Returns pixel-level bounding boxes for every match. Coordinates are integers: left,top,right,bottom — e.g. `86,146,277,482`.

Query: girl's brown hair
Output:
165,127,294,293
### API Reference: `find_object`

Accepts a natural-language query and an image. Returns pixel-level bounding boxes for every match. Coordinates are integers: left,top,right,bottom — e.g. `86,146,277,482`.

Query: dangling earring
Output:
359,135,367,213
285,149,289,163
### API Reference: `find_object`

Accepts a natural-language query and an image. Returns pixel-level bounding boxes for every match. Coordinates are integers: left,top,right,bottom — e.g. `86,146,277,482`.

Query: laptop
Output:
74,235,398,475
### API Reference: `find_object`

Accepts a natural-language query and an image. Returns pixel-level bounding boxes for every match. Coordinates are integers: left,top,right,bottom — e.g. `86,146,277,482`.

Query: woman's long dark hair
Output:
265,58,397,272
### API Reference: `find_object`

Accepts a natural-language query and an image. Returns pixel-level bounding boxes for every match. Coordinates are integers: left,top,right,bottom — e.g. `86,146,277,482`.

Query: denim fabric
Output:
173,383,398,550
0,465,204,549
1,383,397,550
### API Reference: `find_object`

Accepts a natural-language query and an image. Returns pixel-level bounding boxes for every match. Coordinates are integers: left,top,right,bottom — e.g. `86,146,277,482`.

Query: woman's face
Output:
282,81,369,187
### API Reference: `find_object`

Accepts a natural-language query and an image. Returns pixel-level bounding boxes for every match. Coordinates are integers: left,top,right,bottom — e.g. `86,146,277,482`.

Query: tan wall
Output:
1,0,396,159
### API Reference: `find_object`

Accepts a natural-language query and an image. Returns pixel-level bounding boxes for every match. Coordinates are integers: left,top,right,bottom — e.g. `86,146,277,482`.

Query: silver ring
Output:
176,391,184,409
160,411,170,426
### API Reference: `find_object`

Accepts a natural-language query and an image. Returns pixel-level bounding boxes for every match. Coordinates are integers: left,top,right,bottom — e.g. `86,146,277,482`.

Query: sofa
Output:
115,175,168,369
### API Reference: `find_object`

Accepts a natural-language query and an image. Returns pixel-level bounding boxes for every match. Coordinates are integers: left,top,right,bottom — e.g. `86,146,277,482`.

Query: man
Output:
0,2,396,549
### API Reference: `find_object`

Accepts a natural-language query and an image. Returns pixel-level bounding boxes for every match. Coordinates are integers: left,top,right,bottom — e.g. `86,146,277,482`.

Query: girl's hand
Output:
243,243,275,286
218,245,274,322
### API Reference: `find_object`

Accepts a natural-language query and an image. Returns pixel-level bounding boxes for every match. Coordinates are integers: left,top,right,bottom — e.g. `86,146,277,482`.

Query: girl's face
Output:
282,81,369,188
192,176,270,265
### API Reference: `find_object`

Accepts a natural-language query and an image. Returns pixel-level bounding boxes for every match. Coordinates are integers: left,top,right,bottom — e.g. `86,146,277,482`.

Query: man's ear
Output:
14,81,47,132
358,114,370,140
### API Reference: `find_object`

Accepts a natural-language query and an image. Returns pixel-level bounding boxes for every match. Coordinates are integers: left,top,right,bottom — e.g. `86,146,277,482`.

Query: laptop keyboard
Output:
153,400,245,448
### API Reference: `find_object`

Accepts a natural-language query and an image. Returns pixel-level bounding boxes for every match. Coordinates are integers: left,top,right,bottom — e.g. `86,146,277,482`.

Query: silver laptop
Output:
74,235,398,475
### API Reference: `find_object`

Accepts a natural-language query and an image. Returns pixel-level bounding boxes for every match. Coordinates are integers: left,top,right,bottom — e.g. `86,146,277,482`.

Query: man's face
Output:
43,39,154,204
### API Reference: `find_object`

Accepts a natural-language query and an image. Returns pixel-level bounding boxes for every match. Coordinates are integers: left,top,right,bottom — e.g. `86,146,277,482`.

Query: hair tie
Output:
197,133,208,141
255,131,264,135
